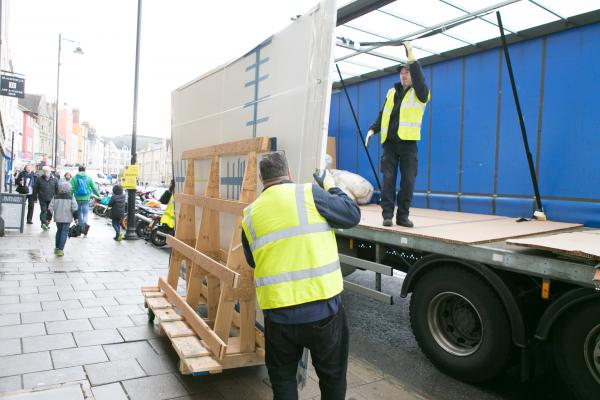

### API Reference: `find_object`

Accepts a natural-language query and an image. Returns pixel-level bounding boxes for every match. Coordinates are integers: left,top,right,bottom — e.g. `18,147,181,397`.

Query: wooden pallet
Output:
142,137,271,375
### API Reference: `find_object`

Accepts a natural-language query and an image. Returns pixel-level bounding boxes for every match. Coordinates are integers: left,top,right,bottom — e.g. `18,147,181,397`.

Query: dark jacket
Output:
34,175,59,202
241,181,361,324
108,192,126,219
159,189,172,205
369,61,429,151
16,171,36,197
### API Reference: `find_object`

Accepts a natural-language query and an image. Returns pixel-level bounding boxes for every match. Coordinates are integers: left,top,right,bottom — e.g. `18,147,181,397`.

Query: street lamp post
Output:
53,34,83,169
124,0,143,239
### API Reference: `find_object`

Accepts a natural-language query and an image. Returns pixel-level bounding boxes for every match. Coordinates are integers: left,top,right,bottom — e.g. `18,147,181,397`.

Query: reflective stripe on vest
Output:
380,86,430,143
242,183,342,310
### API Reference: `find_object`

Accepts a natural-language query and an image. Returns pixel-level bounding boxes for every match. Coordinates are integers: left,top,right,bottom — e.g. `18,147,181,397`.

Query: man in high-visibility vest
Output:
241,152,360,400
365,41,430,228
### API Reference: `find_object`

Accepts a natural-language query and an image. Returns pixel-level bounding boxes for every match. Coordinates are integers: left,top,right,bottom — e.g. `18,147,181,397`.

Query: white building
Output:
138,138,172,186
103,140,130,176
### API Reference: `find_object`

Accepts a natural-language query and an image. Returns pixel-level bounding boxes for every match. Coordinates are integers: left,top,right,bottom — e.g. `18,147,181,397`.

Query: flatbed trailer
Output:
336,205,600,400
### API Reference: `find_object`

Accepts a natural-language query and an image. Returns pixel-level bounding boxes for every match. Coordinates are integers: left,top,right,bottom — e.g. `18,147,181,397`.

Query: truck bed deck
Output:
335,206,598,289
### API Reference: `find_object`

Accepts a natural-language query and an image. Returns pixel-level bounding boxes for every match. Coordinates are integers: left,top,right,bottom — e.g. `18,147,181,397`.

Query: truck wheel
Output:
409,266,511,382
552,299,600,400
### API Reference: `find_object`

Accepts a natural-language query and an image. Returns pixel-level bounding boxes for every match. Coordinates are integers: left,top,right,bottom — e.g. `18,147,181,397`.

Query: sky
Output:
7,0,325,138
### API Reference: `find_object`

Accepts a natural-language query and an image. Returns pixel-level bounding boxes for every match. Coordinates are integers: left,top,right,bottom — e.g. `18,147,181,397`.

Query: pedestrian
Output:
64,172,72,183
365,41,430,228
108,184,126,241
159,179,174,205
71,165,100,235
49,181,78,257
16,164,37,224
241,152,361,400
34,166,59,231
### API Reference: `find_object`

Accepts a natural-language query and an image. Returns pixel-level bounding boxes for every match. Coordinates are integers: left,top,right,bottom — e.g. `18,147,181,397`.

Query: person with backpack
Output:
34,166,59,231
49,181,78,256
71,166,100,234
108,184,126,241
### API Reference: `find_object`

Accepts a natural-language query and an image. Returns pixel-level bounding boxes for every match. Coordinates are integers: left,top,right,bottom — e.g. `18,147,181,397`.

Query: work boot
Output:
382,219,393,227
56,249,64,257
396,218,414,228
41,223,48,231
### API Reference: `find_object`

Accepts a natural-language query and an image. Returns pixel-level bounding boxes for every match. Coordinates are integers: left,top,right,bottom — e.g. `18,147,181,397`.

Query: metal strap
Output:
255,260,340,288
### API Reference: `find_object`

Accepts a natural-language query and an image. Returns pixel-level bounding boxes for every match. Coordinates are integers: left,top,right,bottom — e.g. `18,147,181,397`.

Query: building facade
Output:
138,138,172,186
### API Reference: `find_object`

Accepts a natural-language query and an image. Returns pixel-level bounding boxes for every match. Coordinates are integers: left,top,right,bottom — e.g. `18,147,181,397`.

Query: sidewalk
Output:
0,208,425,400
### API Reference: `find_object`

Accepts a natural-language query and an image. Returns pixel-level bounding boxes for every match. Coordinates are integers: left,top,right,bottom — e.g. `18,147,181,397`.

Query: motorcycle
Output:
149,195,175,247
135,205,163,240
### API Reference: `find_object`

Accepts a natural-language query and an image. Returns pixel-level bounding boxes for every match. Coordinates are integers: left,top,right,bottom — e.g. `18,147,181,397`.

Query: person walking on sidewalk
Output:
49,181,78,257
15,164,37,224
108,184,126,241
241,152,361,400
34,166,59,231
365,41,430,228
71,166,100,234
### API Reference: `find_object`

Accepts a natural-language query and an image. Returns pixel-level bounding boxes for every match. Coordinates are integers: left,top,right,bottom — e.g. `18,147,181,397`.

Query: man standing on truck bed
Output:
365,41,430,228
241,152,360,400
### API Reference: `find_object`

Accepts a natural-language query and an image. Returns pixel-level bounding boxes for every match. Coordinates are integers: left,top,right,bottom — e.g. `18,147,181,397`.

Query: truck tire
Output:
552,299,600,400
409,266,512,383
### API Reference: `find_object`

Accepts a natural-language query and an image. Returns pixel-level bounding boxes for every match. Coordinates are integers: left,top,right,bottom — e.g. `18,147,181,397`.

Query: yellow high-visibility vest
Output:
241,183,343,310
160,195,175,229
380,86,430,143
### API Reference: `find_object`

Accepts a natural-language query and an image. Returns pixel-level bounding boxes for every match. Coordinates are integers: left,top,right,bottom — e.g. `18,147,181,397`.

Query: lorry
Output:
170,1,600,398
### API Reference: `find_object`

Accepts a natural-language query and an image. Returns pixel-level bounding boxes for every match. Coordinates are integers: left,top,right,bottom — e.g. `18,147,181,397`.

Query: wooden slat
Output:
146,297,171,309
141,286,160,292
183,356,224,374
167,236,240,288
161,321,196,338
154,308,183,322
171,336,211,358
143,292,165,298
175,194,248,216
181,137,270,160
158,277,227,359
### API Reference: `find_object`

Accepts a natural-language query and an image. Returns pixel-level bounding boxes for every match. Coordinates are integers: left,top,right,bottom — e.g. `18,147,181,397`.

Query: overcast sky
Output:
8,0,324,138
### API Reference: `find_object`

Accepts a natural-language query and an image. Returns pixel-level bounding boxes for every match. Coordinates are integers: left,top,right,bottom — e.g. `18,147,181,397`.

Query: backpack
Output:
75,175,90,197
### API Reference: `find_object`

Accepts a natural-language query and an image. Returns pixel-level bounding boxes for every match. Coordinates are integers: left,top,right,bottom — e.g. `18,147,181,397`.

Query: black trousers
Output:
26,195,36,223
265,307,349,400
39,200,51,224
380,145,418,220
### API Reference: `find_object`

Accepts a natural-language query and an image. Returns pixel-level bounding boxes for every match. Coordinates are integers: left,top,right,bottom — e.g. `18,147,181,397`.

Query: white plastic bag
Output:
330,169,374,205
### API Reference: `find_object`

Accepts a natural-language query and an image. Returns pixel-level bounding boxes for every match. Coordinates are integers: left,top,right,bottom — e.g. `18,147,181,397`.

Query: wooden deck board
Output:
356,205,582,245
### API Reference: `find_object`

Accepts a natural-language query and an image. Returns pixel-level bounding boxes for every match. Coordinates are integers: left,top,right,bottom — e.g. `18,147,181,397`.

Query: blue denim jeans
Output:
55,223,70,250
111,218,121,239
77,200,89,226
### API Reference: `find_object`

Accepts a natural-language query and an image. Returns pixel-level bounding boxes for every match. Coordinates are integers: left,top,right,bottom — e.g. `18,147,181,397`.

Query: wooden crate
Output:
142,137,270,375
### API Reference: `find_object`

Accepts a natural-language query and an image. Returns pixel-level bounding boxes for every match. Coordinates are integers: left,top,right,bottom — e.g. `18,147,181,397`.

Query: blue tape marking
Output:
245,57,270,71
244,74,269,87
192,372,210,376
244,95,271,108
246,117,269,126
221,176,243,186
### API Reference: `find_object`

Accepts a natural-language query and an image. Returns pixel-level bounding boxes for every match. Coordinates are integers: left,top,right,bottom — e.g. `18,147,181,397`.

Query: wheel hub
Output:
584,323,600,385
428,292,483,357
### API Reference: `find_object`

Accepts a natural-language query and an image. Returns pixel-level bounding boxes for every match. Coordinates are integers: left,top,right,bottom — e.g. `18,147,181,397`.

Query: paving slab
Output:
0,302,41,314
103,304,144,316
22,366,86,389
19,293,59,302
0,351,52,377
85,358,146,386
0,295,19,304
0,313,20,327
37,285,74,293
20,310,65,324
22,333,76,353
0,384,85,400
19,279,55,287
80,297,117,307
0,281,19,288
90,315,134,329
103,341,157,361
0,323,45,340
40,299,82,311
136,353,178,375
71,283,105,291
0,375,22,393
122,373,188,400
73,328,123,346
91,383,129,400
0,338,21,356
117,324,160,341
45,318,93,334
0,287,38,296
64,307,107,320
57,291,96,301
51,345,108,369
